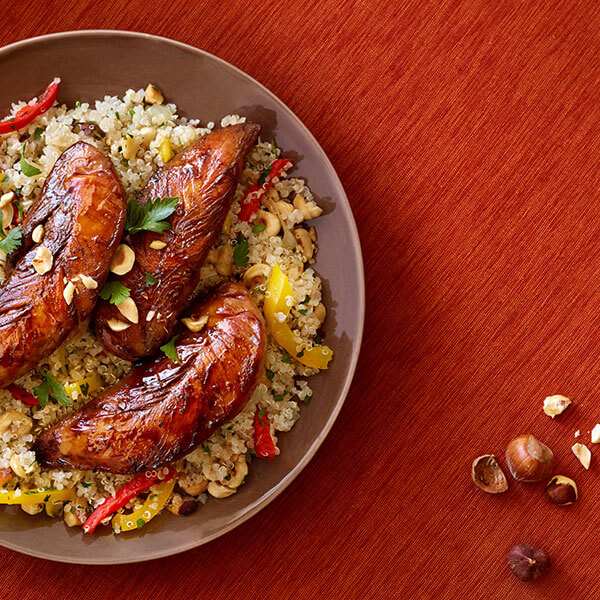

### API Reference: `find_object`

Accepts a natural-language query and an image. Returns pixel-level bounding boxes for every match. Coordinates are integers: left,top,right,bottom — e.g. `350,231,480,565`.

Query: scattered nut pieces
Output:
591,425,600,444
572,443,591,469
471,454,508,494
543,394,571,418
121,136,139,161
508,543,550,581
144,83,164,104
146,310,156,322
117,297,139,324
79,274,98,290
505,434,554,482
32,246,53,275
63,281,76,305
106,318,131,332
574,429,581,438
110,244,135,275
546,475,578,506
31,224,44,243
149,240,167,250
139,126,157,146
181,315,208,333
168,494,199,517
0,191,14,208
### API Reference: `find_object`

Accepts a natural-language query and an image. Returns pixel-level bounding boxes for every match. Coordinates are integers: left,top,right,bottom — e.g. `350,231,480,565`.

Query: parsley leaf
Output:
273,394,284,402
258,408,266,419
145,271,158,286
233,235,249,267
265,369,274,381
160,335,181,364
81,481,91,488
33,127,44,140
125,196,179,234
252,223,266,233
314,334,323,345
34,370,71,407
257,166,272,187
270,139,277,154
136,518,145,529
20,143,41,177
99,280,130,305
298,308,308,316
280,349,292,364
0,212,22,255
303,394,312,405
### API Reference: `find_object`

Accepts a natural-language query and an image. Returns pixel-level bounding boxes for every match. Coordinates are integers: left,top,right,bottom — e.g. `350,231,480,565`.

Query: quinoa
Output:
0,87,328,532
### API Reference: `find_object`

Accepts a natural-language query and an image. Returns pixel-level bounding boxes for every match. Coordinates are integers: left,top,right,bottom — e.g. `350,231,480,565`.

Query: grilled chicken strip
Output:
0,142,127,387
35,282,266,473
94,123,261,361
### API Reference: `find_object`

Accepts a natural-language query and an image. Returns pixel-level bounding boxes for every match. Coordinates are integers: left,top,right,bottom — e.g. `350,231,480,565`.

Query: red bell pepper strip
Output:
253,407,277,459
0,78,60,135
82,466,178,534
238,158,293,222
7,384,39,406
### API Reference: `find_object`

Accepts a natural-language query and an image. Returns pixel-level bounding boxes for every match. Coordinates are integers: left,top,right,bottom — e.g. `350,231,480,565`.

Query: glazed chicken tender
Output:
34,282,266,473
94,123,261,361
0,141,127,387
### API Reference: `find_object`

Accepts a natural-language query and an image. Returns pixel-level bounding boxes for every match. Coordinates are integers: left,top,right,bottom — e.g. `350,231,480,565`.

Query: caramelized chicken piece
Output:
94,123,261,361
35,282,266,473
0,142,127,387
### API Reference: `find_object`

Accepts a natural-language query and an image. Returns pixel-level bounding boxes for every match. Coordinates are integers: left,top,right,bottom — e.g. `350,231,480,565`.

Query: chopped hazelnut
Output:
144,84,164,104
0,191,14,208
181,315,208,333
572,443,591,469
149,240,167,250
543,394,571,418
32,246,53,275
592,424,600,444
110,244,135,275
117,297,139,324
106,318,131,332
63,281,75,305
575,430,581,438
146,310,156,322
546,475,578,506
79,274,98,290
31,224,44,243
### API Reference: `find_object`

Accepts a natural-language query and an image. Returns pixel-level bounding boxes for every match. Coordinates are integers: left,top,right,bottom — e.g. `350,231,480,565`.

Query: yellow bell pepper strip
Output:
64,373,102,401
112,477,176,532
82,467,177,534
264,264,333,370
0,487,75,505
159,137,173,163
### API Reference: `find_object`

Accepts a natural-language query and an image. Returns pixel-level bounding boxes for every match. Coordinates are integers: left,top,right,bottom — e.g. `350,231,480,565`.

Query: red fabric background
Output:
3,0,600,597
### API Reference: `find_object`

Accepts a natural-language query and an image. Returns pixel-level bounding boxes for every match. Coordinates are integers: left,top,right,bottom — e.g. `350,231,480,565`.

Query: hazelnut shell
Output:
471,455,508,493
506,434,554,482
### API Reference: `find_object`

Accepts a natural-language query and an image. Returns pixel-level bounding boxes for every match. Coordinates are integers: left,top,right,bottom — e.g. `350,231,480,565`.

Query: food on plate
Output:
0,141,126,387
0,84,333,534
35,282,266,473
94,123,260,361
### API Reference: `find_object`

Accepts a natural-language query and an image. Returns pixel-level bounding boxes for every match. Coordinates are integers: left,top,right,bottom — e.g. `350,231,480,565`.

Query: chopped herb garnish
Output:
129,109,135,117
20,143,41,176
203,444,211,454
0,213,22,255
136,518,145,529
296,350,305,358
298,308,308,316
314,334,323,345
115,111,120,121
252,223,266,233
302,295,310,304
33,127,43,140
80,382,90,396
15,200,23,222
122,159,129,167
233,235,249,267
279,348,292,364
125,196,179,234
160,335,181,364
44,495,51,502
81,481,91,488
270,139,277,154
75,100,81,108
74,122,106,139
99,280,131,305
258,408,267,419
224,474,232,481
145,271,158,286
265,369,274,381
257,166,272,187
33,370,71,408
273,394,284,402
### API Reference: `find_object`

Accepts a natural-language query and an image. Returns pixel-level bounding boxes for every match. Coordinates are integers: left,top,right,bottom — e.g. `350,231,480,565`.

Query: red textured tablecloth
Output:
3,0,600,597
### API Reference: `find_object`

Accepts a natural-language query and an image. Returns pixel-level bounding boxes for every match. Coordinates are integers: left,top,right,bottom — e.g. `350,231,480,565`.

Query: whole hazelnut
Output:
508,542,550,581
506,434,554,482
546,475,578,506
471,455,508,493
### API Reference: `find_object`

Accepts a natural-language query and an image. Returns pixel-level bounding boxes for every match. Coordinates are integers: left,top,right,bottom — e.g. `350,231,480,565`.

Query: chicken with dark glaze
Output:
0,141,127,387
34,281,266,474
94,123,261,361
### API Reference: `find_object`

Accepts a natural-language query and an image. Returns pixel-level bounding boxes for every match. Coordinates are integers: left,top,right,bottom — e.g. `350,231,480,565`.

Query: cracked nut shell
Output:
546,475,578,506
508,542,550,581
471,455,508,493
506,434,554,482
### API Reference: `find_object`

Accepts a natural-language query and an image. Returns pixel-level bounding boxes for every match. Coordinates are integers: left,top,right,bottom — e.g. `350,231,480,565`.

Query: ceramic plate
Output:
0,30,364,564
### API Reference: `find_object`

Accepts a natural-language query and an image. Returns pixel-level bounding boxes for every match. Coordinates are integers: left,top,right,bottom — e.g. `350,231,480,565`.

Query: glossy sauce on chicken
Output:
0,142,127,387
34,282,266,473
94,123,261,361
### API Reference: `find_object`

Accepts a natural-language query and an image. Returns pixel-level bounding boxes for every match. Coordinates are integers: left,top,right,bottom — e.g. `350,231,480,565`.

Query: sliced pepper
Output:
0,78,60,135
82,467,177,534
253,408,277,459
112,477,176,532
264,264,333,370
64,373,102,400
7,384,39,406
238,158,293,222
159,137,173,163
0,487,75,505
